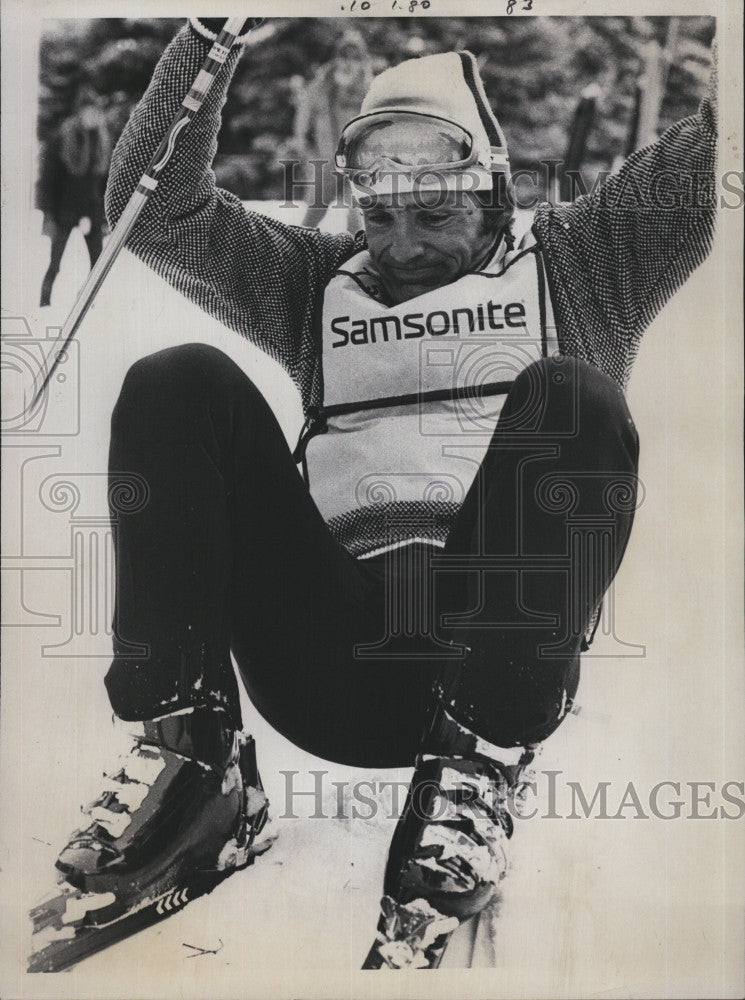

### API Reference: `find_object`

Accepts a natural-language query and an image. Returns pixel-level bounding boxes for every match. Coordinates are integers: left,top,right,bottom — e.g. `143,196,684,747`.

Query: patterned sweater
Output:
106,22,717,554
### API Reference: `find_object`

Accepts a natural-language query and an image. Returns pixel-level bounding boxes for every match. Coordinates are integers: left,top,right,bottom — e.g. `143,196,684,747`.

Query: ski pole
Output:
31,16,249,410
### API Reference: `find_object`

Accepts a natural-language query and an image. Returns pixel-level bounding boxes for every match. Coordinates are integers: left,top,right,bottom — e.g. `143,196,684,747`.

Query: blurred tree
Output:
38,16,714,202
37,18,181,143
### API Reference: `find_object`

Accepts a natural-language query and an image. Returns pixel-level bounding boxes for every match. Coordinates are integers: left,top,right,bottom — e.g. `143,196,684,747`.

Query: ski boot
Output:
29,708,275,972
363,703,534,969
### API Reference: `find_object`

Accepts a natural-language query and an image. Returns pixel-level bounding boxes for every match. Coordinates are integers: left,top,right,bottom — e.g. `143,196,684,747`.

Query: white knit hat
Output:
345,50,509,195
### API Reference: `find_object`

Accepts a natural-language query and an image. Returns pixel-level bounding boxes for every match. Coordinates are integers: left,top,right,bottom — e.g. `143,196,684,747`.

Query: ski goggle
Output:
335,111,485,183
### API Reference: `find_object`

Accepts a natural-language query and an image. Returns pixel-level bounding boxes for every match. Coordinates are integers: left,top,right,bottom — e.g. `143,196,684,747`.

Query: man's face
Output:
361,190,495,305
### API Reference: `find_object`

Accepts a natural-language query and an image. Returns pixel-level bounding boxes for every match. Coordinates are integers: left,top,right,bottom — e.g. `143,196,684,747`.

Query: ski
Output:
28,733,276,973
361,895,460,969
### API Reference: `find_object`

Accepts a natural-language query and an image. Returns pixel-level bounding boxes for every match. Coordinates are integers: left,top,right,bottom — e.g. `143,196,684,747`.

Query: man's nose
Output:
388,218,426,265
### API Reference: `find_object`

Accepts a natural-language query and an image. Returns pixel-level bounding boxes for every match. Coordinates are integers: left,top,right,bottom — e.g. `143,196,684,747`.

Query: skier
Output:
39,17,717,969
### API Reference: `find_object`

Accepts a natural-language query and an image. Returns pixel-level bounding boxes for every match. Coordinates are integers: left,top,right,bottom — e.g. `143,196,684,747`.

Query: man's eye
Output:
365,213,391,226
423,213,451,225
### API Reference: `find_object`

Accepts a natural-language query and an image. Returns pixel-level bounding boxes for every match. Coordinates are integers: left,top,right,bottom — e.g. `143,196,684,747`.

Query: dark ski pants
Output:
105,344,639,767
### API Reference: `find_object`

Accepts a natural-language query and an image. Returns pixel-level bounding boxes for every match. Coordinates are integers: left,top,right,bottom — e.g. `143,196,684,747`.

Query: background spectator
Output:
287,29,374,230
37,85,112,307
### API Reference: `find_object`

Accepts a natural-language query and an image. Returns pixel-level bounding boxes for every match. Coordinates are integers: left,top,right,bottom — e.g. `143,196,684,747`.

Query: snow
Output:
101,778,150,813
1,193,743,1000
62,894,117,926
87,806,132,839
109,748,166,787
375,898,460,968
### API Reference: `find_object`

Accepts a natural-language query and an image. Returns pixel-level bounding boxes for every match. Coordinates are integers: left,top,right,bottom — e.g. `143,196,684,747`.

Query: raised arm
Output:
105,20,360,383
533,44,717,383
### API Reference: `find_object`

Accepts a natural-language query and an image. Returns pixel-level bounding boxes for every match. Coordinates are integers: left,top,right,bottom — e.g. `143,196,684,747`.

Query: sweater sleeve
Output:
105,22,360,384
533,47,717,378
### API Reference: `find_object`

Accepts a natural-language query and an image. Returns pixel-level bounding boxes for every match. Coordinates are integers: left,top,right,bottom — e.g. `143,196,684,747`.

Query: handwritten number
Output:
339,0,432,11
523,0,533,8
506,0,516,11
387,0,431,10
